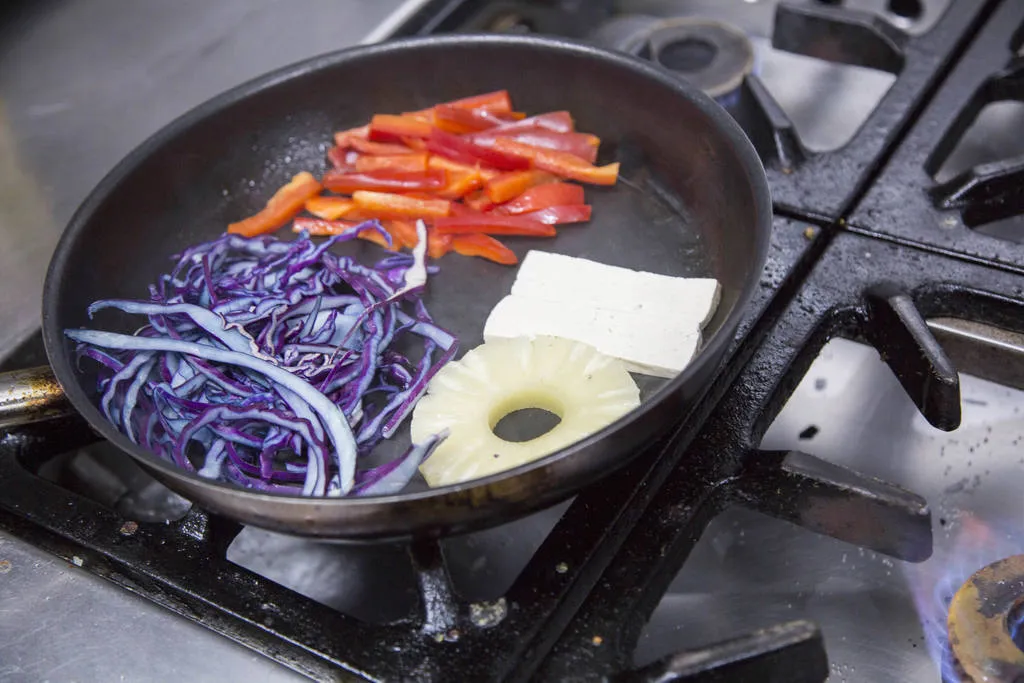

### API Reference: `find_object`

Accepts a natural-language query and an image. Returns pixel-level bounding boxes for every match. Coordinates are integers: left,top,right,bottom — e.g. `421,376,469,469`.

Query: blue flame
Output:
904,514,1024,682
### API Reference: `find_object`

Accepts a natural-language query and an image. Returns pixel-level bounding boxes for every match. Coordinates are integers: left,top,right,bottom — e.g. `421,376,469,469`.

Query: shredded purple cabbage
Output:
66,221,456,497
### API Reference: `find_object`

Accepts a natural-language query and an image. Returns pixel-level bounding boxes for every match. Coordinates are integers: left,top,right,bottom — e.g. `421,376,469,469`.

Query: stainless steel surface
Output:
0,1,406,680
605,0,953,151
636,335,1024,682
0,530,305,683
0,366,70,429
0,0,403,363
928,317,1024,391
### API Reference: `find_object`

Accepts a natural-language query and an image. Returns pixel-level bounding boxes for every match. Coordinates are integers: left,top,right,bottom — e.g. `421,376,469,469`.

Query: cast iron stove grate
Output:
852,0,1024,273
390,0,998,220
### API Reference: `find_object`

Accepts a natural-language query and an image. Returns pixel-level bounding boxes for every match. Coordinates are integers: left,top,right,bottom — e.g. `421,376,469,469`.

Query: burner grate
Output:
852,0,1024,271
390,0,997,220
538,229,1024,681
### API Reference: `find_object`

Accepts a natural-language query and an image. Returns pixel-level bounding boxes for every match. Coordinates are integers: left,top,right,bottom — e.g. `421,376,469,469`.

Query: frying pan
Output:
0,35,771,540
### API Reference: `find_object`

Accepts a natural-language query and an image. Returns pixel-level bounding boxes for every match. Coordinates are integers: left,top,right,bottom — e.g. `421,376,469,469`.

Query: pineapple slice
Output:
411,336,640,487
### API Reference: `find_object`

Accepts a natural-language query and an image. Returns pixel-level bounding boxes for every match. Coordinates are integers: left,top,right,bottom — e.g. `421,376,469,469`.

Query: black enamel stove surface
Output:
3,1,1024,681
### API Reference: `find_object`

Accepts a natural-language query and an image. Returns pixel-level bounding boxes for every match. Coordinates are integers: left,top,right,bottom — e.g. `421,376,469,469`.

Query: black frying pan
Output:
2,35,771,540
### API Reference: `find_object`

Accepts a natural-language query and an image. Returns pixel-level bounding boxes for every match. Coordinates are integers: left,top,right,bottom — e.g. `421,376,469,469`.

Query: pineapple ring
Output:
411,336,640,487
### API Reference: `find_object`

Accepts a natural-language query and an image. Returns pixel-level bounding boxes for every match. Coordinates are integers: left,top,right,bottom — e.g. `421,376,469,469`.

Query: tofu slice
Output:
483,294,701,378
512,251,721,327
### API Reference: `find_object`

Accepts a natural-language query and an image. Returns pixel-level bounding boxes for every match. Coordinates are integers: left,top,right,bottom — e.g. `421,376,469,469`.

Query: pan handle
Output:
0,366,76,428
0,367,99,457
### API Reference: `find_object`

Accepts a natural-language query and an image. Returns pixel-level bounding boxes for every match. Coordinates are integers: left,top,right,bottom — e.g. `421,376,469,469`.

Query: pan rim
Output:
42,33,771,513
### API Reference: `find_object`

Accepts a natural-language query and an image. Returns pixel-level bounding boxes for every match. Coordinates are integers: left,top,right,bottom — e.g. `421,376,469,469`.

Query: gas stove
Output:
2,1,1023,681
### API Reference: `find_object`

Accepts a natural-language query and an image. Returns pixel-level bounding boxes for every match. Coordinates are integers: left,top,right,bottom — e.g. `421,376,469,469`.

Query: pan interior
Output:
48,38,762,499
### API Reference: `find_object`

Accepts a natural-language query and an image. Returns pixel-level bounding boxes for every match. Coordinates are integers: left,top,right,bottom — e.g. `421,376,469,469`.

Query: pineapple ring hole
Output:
489,393,564,443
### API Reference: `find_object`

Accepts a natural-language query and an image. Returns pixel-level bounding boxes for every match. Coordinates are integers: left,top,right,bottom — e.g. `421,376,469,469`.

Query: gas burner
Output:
948,555,1024,683
592,16,755,102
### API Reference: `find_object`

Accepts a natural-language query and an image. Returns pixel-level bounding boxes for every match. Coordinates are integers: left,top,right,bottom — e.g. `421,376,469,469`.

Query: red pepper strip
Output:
427,128,531,172
322,169,446,194
227,172,322,237
427,230,453,259
449,201,482,217
333,124,370,147
408,90,514,117
428,155,498,181
294,217,398,250
352,190,451,218
355,153,429,174
497,181,585,214
490,138,620,186
326,146,352,170
451,233,518,265
347,137,419,155
369,114,433,143
305,196,356,220
359,228,399,251
432,105,525,134
519,204,592,225
436,170,483,199
487,111,575,134
402,137,428,151
386,219,420,248
434,214,555,237
464,189,496,212
484,170,557,204
292,216,362,236
471,127,600,164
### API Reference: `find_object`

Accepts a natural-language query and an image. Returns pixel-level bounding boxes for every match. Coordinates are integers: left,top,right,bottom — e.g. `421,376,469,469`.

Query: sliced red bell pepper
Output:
354,153,429,174
451,233,518,265
519,204,592,225
434,214,556,237
471,127,599,163
464,189,496,212
409,90,514,116
428,154,498,181
427,230,453,259
426,128,531,172
490,137,620,186
484,170,557,204
449,201,483,217
333,124,370,147
487,111,574,134
358,228,399,250
402,137,428,151
436,170,483,199
368,114,433,143
386,219,420,248
347,137,419,155
352,190,451,218
322,169,446,194
326,146,352,170
305,196,356,220
292,216,363,236
497,182,585,214
227,172,323,237
432,105,524,134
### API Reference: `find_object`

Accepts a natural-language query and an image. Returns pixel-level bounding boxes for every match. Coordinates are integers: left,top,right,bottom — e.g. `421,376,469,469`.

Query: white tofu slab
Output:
483,294,701,379
511,250,721,327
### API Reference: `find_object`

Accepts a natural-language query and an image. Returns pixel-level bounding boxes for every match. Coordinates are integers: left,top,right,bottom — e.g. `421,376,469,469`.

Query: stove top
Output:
3,1,1024,682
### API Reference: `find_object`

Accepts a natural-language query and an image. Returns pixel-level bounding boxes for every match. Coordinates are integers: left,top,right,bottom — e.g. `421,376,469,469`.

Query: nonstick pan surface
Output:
36,34,771,540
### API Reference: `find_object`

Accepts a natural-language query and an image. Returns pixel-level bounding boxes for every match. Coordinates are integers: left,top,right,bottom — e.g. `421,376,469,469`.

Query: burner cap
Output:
948,555,1024,682
636,18,755,99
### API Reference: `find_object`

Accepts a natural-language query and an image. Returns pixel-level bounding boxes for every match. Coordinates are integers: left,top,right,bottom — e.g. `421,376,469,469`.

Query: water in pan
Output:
606,0,953,151
633,335,1024,682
